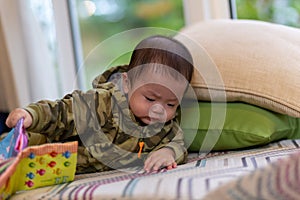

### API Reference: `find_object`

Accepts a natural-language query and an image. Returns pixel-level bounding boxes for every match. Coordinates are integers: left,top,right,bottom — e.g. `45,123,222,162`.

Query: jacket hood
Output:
92,65,129,89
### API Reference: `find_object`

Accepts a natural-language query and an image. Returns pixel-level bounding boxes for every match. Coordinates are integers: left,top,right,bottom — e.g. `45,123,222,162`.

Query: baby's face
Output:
123,72,187,125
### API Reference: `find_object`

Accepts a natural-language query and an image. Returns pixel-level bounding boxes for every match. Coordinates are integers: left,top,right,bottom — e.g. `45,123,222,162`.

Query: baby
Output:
5,35,194,174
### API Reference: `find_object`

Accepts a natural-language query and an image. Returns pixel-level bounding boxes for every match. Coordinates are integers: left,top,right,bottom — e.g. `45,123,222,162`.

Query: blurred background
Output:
26,0,300,91
76,0,300,87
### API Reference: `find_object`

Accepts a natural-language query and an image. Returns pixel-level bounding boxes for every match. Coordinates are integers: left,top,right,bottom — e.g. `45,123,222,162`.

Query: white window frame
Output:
52,0,82,92
183,0,232,25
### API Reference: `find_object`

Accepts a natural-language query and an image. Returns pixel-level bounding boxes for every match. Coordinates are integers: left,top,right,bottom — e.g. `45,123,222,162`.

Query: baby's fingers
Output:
6,112,20,128
144,157,175,172
167,162,177,170
6,108,31,128
144,157,162,172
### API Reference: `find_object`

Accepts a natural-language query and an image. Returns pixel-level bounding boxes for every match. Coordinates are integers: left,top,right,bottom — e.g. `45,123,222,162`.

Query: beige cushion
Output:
176,19,300,117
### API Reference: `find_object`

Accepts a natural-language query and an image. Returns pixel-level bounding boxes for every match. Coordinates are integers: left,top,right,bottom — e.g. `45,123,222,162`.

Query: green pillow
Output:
181,102,300,152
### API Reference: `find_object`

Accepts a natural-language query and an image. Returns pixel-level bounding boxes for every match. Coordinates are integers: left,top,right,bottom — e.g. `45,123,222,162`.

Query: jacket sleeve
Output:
165,122,188,164
25,89,112,142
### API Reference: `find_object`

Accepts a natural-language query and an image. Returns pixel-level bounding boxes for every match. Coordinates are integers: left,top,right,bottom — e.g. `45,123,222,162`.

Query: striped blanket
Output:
10,139,300,200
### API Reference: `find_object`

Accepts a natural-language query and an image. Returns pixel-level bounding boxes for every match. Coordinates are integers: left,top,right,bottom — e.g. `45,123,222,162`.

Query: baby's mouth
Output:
149,113,167,123
150,118,160,122
149,116,166,123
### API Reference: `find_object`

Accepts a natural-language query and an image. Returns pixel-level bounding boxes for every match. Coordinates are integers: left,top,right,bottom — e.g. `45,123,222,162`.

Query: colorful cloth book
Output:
0,119,78,199
0,118,27,161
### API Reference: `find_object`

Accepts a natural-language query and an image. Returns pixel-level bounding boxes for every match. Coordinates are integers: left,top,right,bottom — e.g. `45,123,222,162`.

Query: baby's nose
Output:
150,104,165,114
149,104,167,123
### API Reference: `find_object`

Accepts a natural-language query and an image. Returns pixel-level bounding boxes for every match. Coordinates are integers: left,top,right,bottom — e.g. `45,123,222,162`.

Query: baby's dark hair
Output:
127,35,194,84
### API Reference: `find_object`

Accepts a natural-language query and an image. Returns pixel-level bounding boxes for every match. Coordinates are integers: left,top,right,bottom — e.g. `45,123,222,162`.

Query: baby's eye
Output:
167,103,175,107
145,97,155,102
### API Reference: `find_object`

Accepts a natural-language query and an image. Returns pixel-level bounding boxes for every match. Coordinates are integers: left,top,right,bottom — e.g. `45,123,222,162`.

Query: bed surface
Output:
10,139,300,200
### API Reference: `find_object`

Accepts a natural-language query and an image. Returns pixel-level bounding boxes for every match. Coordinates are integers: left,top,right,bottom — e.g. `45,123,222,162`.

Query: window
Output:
73,0,185,89
234,0,300,28
0,0,231,109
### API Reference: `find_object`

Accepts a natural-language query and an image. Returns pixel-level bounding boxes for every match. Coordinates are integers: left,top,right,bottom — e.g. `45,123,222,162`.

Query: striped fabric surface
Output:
11,139,300,200
204,143,300,200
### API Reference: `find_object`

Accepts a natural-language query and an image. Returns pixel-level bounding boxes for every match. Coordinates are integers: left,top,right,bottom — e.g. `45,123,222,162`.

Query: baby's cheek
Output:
166,111,176,121
137,103,152,117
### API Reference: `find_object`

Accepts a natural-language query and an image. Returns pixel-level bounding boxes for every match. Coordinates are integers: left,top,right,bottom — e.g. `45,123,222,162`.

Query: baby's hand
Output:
6,108,32,128
144,147,177,172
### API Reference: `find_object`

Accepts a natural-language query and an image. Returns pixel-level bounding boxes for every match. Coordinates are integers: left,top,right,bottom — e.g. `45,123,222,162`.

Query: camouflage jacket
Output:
25,65,187,174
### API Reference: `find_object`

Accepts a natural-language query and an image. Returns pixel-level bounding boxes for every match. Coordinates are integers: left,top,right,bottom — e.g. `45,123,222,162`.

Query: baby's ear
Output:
122,72,129,94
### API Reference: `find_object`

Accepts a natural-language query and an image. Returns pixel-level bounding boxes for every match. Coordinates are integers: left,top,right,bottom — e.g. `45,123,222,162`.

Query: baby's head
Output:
122,35,194,125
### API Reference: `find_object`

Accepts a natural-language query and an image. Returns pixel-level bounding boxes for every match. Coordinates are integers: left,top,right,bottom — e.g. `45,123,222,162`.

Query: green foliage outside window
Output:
77,0,300,88
75,0,184,88
236,0,300,28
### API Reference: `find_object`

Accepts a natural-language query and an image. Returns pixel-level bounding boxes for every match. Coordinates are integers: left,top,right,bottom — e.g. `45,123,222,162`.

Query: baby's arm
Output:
144,147,177,172
6,95,75,138
6,108,33,128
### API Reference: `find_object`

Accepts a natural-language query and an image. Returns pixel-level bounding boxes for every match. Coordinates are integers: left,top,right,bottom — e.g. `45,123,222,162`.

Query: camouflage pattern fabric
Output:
25,65,187,174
